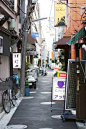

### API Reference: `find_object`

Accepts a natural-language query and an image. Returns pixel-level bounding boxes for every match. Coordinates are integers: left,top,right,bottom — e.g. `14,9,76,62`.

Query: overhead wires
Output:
58,0,81,16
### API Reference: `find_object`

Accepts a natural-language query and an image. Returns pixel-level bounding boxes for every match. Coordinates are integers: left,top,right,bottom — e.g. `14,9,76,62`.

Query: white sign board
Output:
34,58,38,66
13,53,21,68
0,36,3,53
55,52,59,57
52,77,66,100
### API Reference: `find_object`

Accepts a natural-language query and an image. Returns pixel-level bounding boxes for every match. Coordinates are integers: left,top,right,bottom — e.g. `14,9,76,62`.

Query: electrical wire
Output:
17,5,27,14
58,0,81,16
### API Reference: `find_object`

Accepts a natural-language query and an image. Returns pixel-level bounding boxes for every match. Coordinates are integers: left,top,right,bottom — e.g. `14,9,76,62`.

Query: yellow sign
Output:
52,51,54,60
54,1,67,27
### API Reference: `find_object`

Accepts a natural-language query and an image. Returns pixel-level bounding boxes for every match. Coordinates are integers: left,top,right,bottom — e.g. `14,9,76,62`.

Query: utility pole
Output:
20,0,47,97
20,0,27,97
20,0,32,97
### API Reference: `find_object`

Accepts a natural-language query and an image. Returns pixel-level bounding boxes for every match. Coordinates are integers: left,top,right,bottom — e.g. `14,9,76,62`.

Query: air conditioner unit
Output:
0,36,3,54
32,0,37,4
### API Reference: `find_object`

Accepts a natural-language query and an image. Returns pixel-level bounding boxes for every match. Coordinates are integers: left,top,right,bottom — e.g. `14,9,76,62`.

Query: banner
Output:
52,51,54,60
54,1,67,27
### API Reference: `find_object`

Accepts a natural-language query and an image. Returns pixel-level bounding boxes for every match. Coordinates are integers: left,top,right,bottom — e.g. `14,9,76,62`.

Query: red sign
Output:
59,73,67,77
54,68,59,70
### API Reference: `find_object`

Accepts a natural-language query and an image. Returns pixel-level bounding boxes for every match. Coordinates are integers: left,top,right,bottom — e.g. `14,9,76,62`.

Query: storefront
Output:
67,25,86,120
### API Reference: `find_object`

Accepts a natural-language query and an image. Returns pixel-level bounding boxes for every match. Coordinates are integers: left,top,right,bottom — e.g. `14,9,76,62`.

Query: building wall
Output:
0,55,10,111
0,55,10,78
66,0,85,59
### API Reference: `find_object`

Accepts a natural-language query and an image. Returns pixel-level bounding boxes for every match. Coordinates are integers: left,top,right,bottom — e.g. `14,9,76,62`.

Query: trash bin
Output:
25,86,30,96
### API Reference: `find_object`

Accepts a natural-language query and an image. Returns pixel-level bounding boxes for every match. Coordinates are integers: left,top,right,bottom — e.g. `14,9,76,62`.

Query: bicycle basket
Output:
3,77,13,90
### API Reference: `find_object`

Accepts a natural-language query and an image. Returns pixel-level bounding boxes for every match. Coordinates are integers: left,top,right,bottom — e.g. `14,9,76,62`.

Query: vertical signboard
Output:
13,53,21,68
34,58,38,66
0,36,3,53
52,51,54,60
54,1,67,27
52,77,66,100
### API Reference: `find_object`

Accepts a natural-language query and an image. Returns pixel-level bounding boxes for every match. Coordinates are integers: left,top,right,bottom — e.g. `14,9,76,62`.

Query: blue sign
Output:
31,32,39,37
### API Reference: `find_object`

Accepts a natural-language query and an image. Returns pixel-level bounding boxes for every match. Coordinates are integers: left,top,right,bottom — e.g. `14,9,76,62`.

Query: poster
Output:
54,1,67,27
13,53,21,68
52,77,66,100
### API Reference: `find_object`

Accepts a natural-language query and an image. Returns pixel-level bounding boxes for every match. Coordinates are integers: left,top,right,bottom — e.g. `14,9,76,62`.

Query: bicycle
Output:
0,76,17,113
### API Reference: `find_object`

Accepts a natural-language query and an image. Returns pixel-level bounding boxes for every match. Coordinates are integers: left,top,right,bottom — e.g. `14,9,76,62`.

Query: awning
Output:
67,26,86,45
26,44,36,51
54,36,71,49
26,51,37,55
27,34,35,45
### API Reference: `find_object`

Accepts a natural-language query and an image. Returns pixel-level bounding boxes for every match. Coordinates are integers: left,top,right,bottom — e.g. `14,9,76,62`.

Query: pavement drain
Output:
6,125,27,129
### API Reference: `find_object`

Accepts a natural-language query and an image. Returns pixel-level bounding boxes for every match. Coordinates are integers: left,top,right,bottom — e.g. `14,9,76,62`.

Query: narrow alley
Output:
3,69,78,129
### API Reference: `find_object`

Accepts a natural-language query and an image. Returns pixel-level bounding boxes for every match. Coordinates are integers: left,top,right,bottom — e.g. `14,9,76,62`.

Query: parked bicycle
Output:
0,76,17,113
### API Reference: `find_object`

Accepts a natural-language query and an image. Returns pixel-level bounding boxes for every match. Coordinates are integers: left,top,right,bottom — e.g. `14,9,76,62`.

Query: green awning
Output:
67,26,86,45
67,38,72,45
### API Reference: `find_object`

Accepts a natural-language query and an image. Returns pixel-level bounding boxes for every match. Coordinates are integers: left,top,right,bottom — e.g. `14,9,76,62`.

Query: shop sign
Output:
59,73,67,77
31,32,39,37
0,36,3,53
13,53,21,68
52,77,66,100
54,1,67,27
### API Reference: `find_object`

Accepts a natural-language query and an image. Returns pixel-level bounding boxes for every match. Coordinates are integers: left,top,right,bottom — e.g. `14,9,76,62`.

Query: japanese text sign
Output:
13,53,21,68
52,77,66,100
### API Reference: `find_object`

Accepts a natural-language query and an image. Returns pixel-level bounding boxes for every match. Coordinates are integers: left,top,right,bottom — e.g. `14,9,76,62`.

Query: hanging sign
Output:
54,1,67,27
31,32,39,37
52,77,66,100
0,36,3,53
13,53,21,68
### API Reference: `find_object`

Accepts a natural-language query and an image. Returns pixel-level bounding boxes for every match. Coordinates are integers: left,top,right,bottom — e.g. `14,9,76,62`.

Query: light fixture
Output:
71,33,75,35
84,26,86,31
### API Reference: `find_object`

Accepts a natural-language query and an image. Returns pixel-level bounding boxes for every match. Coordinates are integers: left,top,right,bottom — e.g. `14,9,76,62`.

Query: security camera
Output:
0,14,5,21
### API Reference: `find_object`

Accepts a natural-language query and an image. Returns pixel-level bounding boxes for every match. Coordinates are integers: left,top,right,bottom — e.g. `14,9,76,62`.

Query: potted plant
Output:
25,79,29,86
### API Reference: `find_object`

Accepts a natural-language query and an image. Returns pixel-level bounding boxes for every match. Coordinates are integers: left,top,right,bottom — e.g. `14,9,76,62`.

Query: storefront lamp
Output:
84,26,86,31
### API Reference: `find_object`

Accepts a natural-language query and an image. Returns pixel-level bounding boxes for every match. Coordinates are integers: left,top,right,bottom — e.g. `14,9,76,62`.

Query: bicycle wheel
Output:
2,90,11,113
11,88,17,107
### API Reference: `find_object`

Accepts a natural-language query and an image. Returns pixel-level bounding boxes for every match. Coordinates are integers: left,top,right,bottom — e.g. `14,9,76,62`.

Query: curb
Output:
76,122,86,129
0,89,21,121
0,111,5,120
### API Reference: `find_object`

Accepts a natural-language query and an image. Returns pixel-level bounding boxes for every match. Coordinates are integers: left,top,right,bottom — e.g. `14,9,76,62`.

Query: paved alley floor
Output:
1,69,78,129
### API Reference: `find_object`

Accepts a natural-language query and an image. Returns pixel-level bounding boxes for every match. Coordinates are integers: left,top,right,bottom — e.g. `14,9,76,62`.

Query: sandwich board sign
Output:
52,77,66,100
